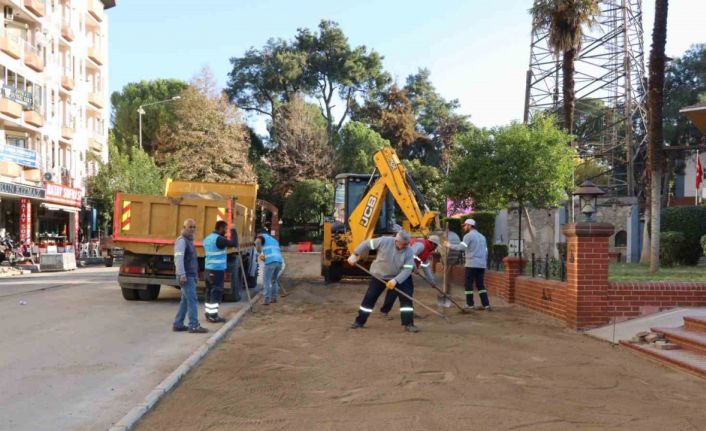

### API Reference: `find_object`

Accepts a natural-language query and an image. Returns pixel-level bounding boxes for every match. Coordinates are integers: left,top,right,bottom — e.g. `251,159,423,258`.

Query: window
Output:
614,230,627,247
6,135,27,149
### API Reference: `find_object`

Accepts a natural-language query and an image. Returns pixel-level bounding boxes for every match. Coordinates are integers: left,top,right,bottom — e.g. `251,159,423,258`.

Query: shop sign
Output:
45,182,82,207
0,144,39,169
0,181,45,199
19,198,31,243
1,85,33,109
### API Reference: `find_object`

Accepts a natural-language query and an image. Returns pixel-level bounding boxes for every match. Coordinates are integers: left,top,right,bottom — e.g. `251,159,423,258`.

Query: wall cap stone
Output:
562,222,615,238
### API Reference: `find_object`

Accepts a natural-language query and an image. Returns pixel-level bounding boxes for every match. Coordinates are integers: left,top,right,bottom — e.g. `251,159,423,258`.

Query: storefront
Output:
0,181,45,242
39,182,82,254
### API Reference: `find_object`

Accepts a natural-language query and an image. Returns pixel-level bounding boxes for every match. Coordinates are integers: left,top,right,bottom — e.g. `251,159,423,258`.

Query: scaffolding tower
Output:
523,0,648,196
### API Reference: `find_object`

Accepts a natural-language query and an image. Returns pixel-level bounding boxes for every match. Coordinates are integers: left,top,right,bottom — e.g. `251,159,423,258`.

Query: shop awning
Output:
41,203,80,213
680,103,706,134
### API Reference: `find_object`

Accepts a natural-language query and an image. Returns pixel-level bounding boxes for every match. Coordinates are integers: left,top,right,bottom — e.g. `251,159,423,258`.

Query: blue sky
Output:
107,0,705,128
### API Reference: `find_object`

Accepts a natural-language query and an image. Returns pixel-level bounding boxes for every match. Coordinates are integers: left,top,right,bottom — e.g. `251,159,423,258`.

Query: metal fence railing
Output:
527,253,566,282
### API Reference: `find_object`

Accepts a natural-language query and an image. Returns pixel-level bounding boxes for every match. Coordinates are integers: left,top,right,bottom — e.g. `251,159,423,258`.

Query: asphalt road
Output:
0,267,248,431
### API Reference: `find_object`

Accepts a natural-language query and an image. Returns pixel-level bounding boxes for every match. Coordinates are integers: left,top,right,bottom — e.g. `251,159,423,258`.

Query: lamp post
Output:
137,96,181,150
574,180,605,222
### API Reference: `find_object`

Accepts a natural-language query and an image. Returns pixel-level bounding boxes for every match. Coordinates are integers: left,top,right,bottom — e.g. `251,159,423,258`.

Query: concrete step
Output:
621,341,706,379
684,316,706,334
652,326,706,355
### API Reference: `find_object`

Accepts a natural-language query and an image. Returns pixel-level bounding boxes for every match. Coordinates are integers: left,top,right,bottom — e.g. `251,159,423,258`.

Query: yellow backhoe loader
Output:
321,147,439,282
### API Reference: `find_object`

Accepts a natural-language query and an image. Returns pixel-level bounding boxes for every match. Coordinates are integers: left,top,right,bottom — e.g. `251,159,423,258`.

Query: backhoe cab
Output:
321,147,439,283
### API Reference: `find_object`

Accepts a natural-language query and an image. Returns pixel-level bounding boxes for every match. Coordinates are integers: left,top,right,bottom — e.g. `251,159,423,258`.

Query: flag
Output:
697,153,703,191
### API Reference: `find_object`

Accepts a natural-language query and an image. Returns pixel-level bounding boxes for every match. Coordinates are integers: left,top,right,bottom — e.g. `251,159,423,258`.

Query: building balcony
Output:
23,109,43,127
61,24,74,42
23,167,41,182
88,92,103,109
89,135,103,152
23,0,45,17
61,75,75,91
61,126,74,140
87,0,104,22
0,161,22,178
87,46,103,66
23,48,44,72
0,98,23,119
0,34,22,59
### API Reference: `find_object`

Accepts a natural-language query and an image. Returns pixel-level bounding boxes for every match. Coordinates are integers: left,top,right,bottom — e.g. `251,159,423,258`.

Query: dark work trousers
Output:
356,276,414,326
204,269,225,317
380,289,397,314
464,267,490,307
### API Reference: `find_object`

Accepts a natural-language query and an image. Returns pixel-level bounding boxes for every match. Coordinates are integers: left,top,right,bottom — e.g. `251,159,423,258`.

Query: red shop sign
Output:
45,182,83,207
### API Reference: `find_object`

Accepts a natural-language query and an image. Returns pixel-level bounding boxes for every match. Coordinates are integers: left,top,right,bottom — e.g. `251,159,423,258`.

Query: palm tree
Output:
647,0,669,273
530,0,601,134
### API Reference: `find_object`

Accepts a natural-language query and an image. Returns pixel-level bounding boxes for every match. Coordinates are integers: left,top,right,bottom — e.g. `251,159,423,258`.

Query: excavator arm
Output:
347,147,438,253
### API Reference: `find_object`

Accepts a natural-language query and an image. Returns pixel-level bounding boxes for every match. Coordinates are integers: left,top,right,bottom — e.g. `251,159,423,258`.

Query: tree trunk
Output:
647,0,669,273
562,47,577,135
640,196,651,264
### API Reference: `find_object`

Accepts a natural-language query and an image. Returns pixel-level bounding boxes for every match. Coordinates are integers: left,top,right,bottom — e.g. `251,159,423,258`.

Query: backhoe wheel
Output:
324,263,343,284
137,284,161,301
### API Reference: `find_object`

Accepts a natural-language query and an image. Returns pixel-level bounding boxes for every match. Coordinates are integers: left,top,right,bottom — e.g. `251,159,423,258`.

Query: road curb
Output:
108,292,261,431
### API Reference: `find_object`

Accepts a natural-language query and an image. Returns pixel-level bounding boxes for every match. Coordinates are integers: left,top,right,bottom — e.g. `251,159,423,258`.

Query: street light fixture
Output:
137,96,181,150
574,180,605,222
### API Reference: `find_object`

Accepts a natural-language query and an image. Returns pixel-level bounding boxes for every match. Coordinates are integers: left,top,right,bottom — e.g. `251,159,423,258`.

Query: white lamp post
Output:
137,96,181,150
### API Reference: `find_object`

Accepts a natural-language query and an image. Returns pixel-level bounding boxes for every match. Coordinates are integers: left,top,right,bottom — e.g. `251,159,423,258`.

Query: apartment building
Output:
0,0,114,253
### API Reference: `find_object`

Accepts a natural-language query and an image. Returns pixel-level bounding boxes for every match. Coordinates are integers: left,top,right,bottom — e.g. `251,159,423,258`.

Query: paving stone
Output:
655,340,680,350
645,333,663,343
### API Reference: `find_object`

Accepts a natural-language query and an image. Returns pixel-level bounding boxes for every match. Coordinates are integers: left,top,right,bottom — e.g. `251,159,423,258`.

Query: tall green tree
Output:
226,38,308,128
647,0,669,273
403,68,471,169
87,133,164,230
335,121,390,174
445,116,575,254
664,44,706,145
269,94,333,197
154,68,255,183
352,84,418,148
110,79,188,154
530,0,601,134
295,20,390,142
402,159,444,214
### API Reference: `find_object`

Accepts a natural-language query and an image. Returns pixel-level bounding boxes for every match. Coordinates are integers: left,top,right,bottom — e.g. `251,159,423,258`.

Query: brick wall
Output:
515,276,568,322
606,282,706,322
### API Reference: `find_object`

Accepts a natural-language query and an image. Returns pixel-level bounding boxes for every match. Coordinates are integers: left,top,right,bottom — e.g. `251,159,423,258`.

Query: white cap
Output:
427,235,441,245
464,218,476,227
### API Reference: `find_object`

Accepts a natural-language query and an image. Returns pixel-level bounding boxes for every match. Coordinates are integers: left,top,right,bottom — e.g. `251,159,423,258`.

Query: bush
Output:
660,231,691,267
661,206,706,265
441,211,496,242
702,234,706,257
556,242,567,258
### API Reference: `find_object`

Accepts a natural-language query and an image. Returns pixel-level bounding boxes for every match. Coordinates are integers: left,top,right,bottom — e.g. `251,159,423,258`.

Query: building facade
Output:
0,0,113,253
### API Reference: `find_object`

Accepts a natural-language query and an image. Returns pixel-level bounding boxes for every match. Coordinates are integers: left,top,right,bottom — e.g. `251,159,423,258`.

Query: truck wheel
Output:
137,284,161,301
120,286,140,301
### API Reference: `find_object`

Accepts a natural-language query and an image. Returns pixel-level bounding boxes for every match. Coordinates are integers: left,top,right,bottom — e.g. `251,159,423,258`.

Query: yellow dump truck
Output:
112,179,258,301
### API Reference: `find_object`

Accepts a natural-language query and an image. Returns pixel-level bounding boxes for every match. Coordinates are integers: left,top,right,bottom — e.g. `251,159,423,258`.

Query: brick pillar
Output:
501,256,527,303
562,222,614,330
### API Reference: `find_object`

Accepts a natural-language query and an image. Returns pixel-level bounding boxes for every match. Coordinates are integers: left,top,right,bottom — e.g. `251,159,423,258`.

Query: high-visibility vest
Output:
204,232,227,270
262,234,283,265
410,238,435,268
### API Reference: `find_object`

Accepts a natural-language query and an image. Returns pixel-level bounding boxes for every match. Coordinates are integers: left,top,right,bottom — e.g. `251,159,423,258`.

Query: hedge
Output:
441,211,496,243
702,234,706,257
661,206,706,265
660,231,691,267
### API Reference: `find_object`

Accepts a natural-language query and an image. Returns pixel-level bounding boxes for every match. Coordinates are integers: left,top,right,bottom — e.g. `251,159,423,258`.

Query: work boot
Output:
207,315,226,323
484,306,493,312
463,305,475,312
188,325,209,334
263,298,271,305
172,325,188,332
350,321,364,329
404,324,420,333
